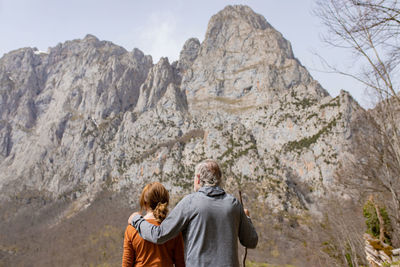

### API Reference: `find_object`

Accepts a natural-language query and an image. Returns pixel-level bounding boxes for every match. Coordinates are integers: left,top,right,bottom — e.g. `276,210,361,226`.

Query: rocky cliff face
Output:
0,35,153,203
0,5,367,266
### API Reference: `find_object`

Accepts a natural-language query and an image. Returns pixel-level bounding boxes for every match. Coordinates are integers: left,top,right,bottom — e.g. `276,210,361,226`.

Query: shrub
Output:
363,200,392,245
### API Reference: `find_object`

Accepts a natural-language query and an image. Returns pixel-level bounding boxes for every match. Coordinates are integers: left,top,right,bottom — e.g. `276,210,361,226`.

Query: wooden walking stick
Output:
239,190,247,267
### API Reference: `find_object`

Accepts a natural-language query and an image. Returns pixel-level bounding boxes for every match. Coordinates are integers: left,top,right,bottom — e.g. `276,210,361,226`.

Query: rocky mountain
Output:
0,5,367,266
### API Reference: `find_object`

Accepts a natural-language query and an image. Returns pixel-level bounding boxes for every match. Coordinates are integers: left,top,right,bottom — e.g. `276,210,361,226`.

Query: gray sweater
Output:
130,186,258,267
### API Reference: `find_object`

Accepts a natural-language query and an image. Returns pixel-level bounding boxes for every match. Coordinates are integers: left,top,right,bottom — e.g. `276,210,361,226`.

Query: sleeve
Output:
122,225,135,267
130,196,190,244
238,202,258,248
172,233,185,267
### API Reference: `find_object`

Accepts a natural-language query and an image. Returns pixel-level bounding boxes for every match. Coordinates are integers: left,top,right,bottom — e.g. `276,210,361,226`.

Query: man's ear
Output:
196,174,200,184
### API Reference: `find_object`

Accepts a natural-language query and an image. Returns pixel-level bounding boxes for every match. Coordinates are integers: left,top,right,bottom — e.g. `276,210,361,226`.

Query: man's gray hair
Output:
195,159,222,187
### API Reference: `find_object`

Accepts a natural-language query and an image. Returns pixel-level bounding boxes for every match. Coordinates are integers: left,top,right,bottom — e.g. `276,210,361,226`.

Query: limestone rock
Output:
135,57,177,112
177,38,200,74
0,5,367,217
182,5,328,114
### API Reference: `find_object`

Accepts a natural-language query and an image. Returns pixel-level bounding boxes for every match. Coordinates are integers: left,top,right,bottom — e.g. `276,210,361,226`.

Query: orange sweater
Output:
122,218,185,267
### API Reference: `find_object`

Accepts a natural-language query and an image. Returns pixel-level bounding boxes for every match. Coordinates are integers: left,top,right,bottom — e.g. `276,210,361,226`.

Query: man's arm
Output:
129,197,190,244
238,203,258,248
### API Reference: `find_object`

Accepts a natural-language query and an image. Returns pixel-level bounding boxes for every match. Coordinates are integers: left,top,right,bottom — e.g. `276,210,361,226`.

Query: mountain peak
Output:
183,5,328,109
177,38,200,73
209,5,270,31
83,34,99,42
201,5,289,58
203,5,271,48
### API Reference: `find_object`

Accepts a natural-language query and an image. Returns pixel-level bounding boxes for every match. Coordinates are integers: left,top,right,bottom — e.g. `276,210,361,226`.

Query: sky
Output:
0,0,371,107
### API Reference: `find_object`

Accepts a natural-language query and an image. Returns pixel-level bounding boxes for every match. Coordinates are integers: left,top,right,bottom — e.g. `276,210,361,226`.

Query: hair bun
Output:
154,202,169,223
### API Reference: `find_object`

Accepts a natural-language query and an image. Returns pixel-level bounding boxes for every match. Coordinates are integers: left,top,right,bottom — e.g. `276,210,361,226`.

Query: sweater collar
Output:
198,186,226,197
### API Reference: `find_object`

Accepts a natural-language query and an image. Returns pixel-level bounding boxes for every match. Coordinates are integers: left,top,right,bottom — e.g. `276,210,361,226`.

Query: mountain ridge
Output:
0,5,368,266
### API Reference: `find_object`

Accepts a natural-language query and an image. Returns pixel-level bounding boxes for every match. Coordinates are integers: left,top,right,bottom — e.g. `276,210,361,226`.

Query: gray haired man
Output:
128,159,258,267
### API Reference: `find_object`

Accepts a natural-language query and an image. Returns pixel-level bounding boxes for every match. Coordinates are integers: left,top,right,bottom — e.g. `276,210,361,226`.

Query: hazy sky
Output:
0,0,370,107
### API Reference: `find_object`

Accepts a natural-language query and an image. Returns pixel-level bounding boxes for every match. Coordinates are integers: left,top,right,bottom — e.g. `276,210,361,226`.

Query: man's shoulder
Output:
174,192,197,207
181,192,197,201
176,191,215,207
224,192,241,203
177,190,240,205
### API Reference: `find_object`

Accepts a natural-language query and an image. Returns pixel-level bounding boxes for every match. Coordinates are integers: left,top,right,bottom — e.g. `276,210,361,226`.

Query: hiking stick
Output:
239,190,247,267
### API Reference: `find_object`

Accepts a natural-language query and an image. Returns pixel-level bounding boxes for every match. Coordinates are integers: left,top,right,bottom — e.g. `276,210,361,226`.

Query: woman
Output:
122,182,185,267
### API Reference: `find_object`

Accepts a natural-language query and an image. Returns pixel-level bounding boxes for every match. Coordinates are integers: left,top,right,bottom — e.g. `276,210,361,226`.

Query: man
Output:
128,159,258,267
